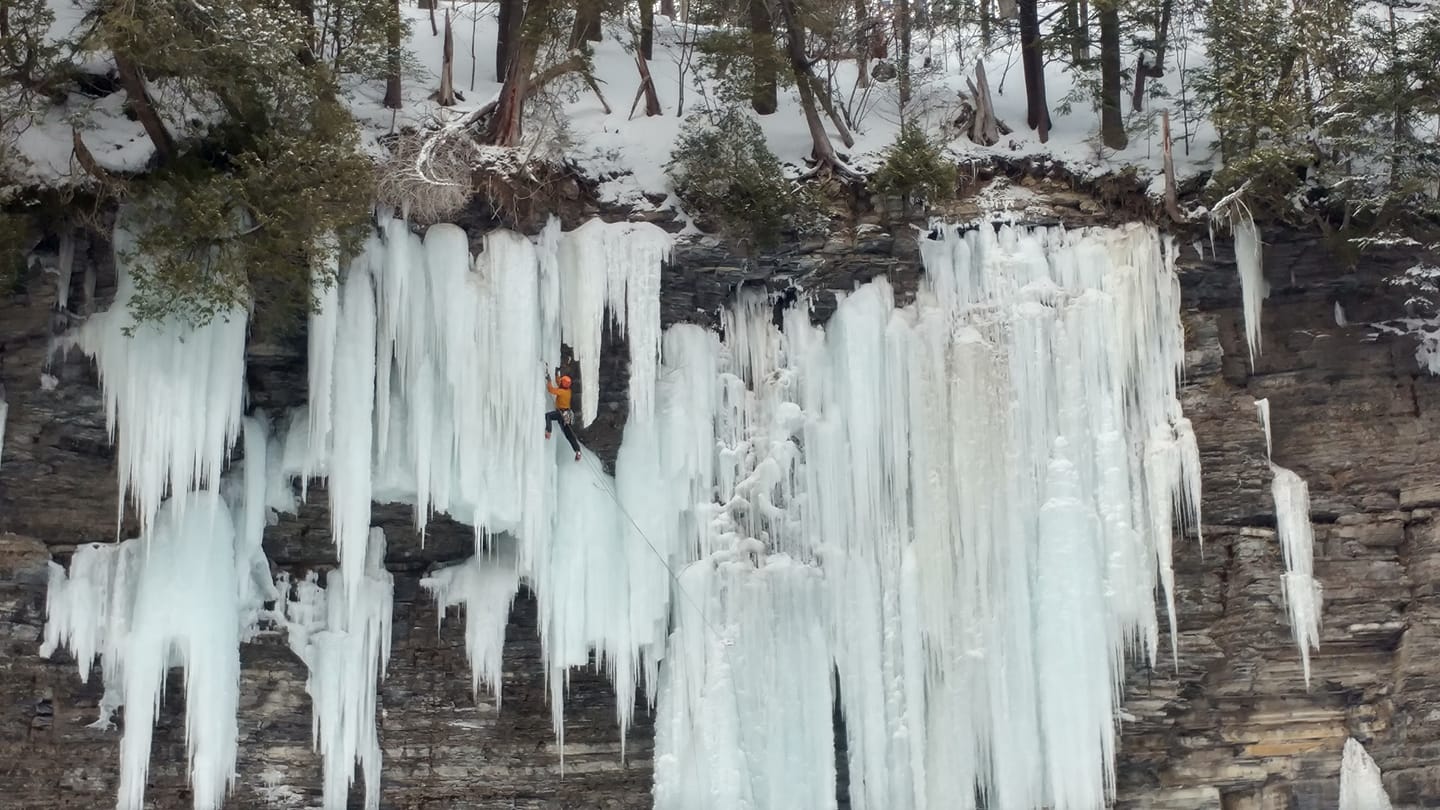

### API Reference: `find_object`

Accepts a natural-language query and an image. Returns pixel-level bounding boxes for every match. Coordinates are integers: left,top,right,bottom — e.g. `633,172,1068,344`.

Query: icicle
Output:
1256,397,1323,685
305,239,342,490
420,546,520,707
274,527,393,810
230,415,279,638
329,263,377,606
56,229,75,311
1334,301,1348,327
40,493,244,810
66,208,249,536
1256,397,1273,459
1339,738,1394,810
556,220,671,427
1233,212,1268,367
1270,466,1323,685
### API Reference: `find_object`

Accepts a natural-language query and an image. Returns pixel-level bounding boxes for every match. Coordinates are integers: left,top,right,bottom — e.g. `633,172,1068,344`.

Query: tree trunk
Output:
967,61,1002,145
853,0,870,87
661,0,674,16
1161,110,1184,221
570,0,602,48
639,0,655,60
496,0,525,80
980,0,992,46
383,0,403,109
778,0,856,177
749,0,777,114
1098,0,1126,149
292,0,318,65
112,53,177,162
437,9,457,105
489,0,555,146
629,50,662,117
1018,0,1050,141
1130,0,1171,111
896,0,912,106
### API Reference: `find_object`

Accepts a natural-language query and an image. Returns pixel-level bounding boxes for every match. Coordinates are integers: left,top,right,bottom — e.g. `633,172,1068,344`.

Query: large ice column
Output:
1339,738,1394,810
360,223,552,546
420,544,521,707
653,554,835,810
1255,398,1324,685
40,493,245,810
274,528,394,810
68,208,249,535
229,415,280,638
667,222,1202,810
556,219,671,426
329,260,378,606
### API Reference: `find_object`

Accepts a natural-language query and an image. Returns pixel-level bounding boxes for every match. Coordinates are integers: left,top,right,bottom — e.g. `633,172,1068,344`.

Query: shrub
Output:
667,108,812,248
870,124,956,204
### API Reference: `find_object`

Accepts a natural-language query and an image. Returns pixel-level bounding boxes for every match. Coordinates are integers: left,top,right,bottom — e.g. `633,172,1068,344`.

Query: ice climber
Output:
545,370,582,461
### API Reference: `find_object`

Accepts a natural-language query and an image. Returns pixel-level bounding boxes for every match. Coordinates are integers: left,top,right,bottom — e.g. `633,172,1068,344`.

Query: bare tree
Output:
1097,0,1127,149
1018,0,1050,141
384,0,403,109
778,0,858,177
639,0,655,59
570,0,602,47
1131,0,1172,110
113,53,177,161
496,0,524,79
435,10,459,105
750,0,777,114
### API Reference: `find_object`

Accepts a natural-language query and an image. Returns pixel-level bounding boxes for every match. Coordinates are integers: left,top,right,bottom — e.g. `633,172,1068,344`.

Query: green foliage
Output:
69,0,399,329
1204,144,1313,224
125,100,374,333
1198,0,1306,161
693,28,790,110
870,124,956,204
667,108,813,249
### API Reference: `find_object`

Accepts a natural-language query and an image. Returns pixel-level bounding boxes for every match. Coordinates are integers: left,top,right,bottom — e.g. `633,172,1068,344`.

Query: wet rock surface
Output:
1,207,1438,808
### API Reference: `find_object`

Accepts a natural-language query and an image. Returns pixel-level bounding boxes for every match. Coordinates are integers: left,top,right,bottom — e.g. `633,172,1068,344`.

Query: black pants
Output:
546,410,580,453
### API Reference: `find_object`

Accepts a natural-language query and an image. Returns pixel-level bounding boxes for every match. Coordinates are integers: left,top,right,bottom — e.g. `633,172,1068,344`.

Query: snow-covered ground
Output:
15,0,1221,206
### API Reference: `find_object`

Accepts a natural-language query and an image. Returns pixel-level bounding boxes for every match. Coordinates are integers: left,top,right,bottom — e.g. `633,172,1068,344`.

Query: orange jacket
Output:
547,381,572,411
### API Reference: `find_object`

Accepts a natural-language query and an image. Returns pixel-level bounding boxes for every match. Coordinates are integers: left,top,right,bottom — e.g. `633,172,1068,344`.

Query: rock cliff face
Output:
1,191,1437,808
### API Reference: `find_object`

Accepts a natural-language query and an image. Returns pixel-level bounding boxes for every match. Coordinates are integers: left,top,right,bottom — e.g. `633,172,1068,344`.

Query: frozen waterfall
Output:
43,215,1207,810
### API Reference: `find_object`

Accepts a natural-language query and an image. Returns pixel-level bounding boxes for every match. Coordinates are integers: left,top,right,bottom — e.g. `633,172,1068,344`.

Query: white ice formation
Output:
1256,398,1324,686
1339,737,1394,810
63,210,249,536
44,214,1208,810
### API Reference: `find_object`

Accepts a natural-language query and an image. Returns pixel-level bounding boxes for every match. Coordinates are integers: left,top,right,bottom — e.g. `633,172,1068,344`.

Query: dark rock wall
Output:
2,212,1438,808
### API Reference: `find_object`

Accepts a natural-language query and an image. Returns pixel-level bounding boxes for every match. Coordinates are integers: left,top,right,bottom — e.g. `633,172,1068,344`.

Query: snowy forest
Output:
3,0,1440,808
1,0,1438,322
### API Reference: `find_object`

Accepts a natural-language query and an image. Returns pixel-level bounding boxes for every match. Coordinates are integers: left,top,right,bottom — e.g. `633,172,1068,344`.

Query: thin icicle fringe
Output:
420,547,521,708
278,215,676,790
273,528,393,810
40,493,247,810
556,219,670,427
66,208,249,537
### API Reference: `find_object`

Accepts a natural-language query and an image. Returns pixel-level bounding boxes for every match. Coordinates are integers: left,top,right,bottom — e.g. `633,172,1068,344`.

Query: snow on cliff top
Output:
16,1,1221,207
